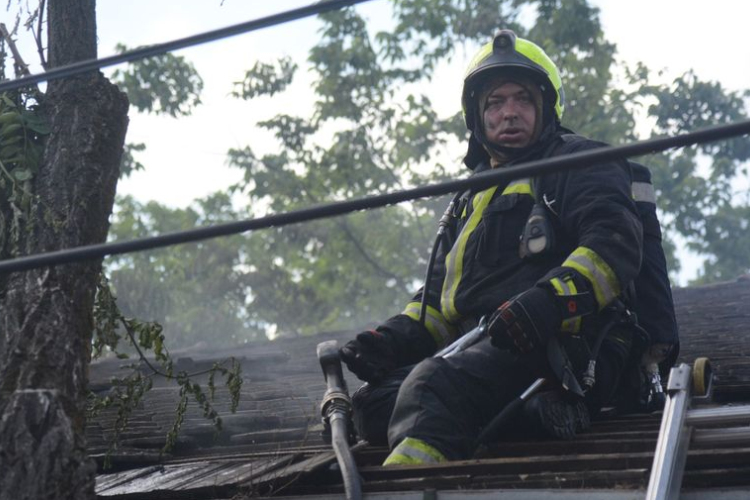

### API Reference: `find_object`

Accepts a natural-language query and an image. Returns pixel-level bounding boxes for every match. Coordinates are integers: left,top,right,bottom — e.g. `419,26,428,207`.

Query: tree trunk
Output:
0,1,128,499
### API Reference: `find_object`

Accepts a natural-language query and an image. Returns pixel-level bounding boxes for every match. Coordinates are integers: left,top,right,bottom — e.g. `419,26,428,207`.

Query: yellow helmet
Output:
462,30,565,133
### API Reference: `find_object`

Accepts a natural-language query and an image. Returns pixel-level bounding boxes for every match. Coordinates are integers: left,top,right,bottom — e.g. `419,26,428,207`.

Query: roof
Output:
91,277,750,499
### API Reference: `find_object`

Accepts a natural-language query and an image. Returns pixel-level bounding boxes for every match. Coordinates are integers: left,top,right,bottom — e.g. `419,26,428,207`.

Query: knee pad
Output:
351,365,413,446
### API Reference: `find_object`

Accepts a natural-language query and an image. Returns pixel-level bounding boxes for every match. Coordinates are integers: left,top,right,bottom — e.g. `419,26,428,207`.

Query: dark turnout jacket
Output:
374,126,677,368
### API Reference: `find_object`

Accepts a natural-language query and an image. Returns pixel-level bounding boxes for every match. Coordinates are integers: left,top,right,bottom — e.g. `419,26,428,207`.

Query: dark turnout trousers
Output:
353,330,633,460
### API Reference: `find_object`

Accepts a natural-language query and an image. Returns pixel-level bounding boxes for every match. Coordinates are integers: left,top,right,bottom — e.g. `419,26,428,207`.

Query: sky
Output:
8,0,750,283
90,0,750,208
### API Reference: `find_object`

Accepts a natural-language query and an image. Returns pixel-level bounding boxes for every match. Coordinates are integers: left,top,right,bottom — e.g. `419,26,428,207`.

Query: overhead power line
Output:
0,0,376,93
1,118,749,275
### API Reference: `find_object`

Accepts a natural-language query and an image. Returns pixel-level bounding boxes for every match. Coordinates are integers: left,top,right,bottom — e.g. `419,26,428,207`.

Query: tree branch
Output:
119,317,170,377
119,316,234,379
336,218,411,294
289,172,413,295
0,22,31,77
34,0,48,70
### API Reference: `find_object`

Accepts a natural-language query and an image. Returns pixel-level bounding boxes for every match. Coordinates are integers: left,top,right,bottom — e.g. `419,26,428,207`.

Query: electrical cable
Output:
0,118,749,275
420,193,460,324
0,0,377,93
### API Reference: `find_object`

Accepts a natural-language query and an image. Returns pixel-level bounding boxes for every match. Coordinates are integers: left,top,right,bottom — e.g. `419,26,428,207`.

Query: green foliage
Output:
106,194,259,346
231,56,297,99
108,0,750,345
382,0,521,70
165,359,242,451
216,0,659,336
111,45,204,179
0,90,48,257
2,1,246,468
90,273,244,466
690,204,750,284
636,70,750,282
219,3,482,335
87,371,153,469
514,0,635,144
119,142,146,179
647,72,750,173
111,43,204,117
0,93,47,183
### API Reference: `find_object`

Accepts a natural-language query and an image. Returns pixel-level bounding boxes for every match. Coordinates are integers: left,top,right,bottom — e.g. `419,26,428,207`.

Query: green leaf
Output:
231,57,297,100
112,44,204,117
12,169,32,182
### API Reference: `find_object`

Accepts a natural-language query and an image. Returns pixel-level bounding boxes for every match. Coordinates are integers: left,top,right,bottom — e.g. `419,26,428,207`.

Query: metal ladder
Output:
646,358,750,499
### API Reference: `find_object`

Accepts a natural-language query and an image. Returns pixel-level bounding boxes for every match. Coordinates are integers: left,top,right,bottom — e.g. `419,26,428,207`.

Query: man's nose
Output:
503,101,519,119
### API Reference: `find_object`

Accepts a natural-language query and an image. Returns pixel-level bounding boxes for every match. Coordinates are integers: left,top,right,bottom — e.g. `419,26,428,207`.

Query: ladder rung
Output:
685,405,750,426
693,426,750,446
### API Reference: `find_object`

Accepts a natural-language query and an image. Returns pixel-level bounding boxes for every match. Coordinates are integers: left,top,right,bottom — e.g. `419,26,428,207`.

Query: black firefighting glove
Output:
488,270,596,354
488,287,560,354
340,330,398,384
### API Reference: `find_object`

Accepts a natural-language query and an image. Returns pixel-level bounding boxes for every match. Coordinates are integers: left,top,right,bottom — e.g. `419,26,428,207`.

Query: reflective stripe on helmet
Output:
383,437,446,466
562,247,620,310
514,37,565,119
403,301,458,349
464,43,493,79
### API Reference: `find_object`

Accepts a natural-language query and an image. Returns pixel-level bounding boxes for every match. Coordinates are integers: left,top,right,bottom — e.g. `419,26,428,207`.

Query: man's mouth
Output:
498,128,524,139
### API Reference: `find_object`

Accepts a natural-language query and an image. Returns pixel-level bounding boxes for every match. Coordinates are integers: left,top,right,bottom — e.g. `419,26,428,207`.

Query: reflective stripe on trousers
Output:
383,436,447,466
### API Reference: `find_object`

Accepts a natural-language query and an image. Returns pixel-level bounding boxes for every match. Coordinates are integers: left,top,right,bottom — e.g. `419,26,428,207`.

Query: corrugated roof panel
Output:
90,279,750,498
96,455,293,496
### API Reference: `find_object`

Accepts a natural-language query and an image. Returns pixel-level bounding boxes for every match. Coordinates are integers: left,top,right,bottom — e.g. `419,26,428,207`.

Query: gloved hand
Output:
489,269,598,354
340,330,397,384
488,286,561,354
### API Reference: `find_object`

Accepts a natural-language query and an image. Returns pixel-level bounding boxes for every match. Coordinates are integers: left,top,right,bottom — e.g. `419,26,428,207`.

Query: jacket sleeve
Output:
548,140,643,310
374,199,463,365
630,161,680,367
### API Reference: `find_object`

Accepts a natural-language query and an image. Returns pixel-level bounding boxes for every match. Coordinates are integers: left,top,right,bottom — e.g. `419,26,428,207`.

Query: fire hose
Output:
317,340,362,500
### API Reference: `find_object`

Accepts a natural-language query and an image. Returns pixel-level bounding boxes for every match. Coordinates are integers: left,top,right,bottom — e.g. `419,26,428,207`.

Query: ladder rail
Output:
645,363,694,500
645,360,750,499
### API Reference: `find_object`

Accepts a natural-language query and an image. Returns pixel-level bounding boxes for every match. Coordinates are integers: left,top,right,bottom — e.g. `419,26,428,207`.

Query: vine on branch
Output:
3,0,246,473
0,90,47,258
91,273,244,467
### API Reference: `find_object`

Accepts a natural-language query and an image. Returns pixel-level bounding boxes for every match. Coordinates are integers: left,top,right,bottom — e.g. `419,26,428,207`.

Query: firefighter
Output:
340,30,676,464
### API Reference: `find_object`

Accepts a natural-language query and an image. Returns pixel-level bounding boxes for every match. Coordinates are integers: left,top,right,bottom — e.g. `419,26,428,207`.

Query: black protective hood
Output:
463,118,562,171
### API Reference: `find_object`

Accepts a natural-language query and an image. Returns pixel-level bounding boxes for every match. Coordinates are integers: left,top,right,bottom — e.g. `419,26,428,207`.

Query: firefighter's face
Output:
482,82,537,149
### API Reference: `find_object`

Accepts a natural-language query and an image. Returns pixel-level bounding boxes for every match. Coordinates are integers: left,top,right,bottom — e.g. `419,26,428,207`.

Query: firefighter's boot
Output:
523,390,590,439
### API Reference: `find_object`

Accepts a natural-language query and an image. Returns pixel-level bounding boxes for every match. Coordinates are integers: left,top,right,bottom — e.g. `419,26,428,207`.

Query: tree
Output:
638,71,750,283
0,0,745,495
0,1,128,499
111,42,203,177
219,0,654,337
109,0,749,345
106,194,257,347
